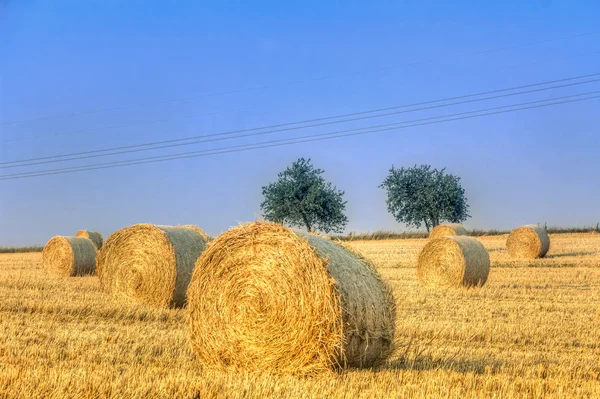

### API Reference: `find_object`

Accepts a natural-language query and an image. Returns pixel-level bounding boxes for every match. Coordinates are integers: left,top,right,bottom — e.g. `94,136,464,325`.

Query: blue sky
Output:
1,1,599,245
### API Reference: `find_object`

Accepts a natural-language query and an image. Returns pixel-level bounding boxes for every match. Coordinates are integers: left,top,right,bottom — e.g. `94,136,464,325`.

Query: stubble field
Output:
1,233,599,398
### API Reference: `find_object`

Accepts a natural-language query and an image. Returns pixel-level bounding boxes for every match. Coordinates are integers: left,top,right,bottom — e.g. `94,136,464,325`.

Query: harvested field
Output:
1,232,599,398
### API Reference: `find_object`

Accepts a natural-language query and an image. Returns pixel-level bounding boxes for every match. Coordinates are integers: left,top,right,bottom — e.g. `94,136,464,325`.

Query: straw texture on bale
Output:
74,230,103,249
179,224,210,242
417,236,490,287
42,236,97,277
506,224,550,259
186,222,396,376
97,224,207,308
429,223,468,239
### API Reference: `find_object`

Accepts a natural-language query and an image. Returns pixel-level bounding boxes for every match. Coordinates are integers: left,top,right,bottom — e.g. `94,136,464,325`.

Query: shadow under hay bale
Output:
506,224,550,259
429,223,468,239
186,222,396,376
42,236,97,277
417,236,490,287
74,230,104,249
97,224,207,308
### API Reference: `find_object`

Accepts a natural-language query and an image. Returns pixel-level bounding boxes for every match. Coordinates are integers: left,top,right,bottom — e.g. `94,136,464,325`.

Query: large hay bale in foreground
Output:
429,223,468,239
74,230,103,249
506,224,550,259
417,236,490,287
186,222,396,375
97,224,207,307
42,236,97,277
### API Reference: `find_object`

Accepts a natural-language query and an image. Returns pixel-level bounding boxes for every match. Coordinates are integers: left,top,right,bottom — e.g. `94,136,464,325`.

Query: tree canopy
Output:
380,165,470,232
260,158,348,233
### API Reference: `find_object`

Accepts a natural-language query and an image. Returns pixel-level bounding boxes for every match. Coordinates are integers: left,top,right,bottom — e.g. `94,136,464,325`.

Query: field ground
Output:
1,233,599,398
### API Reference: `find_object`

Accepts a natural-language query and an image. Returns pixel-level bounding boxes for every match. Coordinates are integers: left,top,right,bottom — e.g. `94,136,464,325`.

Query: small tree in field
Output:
261,158,348,233
380,165,469,232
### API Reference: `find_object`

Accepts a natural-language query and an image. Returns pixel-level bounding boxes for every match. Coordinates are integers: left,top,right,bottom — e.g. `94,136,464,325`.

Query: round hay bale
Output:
417,236,490,287
429,223,468,239
74,230,104,249
97,224,207,308
506,224,550,259
42,236,97,277
179,224,210,242
186,222,396,375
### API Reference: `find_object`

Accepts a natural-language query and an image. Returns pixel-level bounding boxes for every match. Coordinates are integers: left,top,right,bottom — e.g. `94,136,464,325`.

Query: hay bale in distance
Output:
417,236,490,287
96,224,207,308
429,223,468,239
186,222,396,375
506,224,550,259
42,236,97,277
74,230,104,249
179,224,210,242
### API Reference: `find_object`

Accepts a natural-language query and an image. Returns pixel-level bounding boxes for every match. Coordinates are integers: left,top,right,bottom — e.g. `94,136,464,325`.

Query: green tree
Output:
380,165,470,232
261,158,348,233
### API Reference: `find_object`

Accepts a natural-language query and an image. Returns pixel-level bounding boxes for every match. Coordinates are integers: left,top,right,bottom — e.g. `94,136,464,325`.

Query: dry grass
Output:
1,232,599,398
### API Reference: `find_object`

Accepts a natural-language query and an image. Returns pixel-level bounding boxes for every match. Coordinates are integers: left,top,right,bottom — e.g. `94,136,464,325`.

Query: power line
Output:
2,93,597,181
1,30,598,127
4,76,599,168
3,49,598,144
4,91,596,177
4,81,598,170
2,72,598,168
5,94,597,180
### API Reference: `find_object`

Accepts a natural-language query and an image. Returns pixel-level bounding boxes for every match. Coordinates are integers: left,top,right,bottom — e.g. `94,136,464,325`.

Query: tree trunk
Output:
430,213,439,228
424,219,430,233
301,213,312,233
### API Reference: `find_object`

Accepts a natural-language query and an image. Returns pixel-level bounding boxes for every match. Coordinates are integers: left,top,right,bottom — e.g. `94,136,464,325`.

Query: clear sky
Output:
1,1,599,246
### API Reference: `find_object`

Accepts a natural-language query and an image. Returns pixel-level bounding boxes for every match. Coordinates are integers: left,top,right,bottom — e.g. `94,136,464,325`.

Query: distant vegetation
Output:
0,246,43,253
261,158,348,233
334,225,600,241
1,225,597,251
380,165,470,232
0,231,497,249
